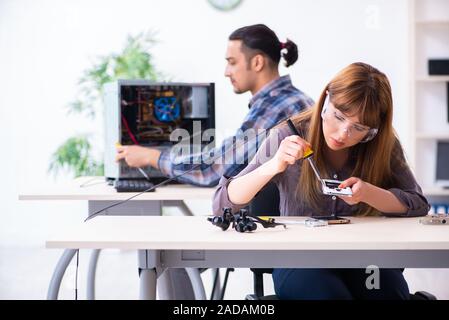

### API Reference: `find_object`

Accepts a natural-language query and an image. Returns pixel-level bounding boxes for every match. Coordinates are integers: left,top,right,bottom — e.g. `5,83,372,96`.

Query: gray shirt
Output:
212,124,430,217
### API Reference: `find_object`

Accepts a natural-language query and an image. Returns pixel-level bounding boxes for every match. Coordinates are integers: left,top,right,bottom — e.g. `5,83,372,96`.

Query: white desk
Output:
47,215,449,299
19,177,216,300
19,176,215,202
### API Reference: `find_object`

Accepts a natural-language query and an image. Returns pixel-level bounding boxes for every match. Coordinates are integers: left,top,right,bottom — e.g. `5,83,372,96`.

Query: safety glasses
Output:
321,93,378,143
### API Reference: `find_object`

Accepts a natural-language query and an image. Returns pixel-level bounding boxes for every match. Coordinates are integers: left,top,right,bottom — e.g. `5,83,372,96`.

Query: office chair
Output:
247,181,281,218
217,182,280,299
245,268,437,300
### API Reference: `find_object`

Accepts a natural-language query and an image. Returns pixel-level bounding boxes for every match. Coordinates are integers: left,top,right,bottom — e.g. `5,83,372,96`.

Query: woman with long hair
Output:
212,62,430,299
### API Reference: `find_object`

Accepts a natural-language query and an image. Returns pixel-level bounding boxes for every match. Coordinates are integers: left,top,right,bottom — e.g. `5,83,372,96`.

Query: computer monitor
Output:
436,140,449,188
103,80,215,182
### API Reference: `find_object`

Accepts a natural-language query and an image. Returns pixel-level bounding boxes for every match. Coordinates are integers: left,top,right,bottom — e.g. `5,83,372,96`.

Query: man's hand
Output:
116,145,159,168
337,177,372,205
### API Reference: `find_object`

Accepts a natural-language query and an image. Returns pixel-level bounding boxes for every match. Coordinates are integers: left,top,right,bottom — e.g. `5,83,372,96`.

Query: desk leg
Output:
139,268,157,300
162,200,194,216
138,249,158,300
186,268,207,300
163,200,213,299
47,249,77,300
88,200,162,300
86,249,101,300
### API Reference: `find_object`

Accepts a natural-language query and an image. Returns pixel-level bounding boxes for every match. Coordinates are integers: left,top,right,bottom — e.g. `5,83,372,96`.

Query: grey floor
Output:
0,246,270,300
2,244,449,300
0,198,271,300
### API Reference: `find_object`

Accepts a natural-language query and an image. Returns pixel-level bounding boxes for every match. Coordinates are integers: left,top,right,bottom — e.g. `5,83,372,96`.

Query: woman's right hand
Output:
267,135,311,174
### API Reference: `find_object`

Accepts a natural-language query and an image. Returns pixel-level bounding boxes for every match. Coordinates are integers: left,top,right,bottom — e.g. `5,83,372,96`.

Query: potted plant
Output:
49,31,164,177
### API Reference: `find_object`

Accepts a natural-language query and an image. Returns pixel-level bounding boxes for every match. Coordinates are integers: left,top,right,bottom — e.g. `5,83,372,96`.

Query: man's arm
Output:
114,128,261,187
157,129,263,187
116,145,161,169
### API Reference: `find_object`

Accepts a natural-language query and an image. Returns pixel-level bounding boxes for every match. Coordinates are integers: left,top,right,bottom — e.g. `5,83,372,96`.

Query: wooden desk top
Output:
19,176,216,201
46,216,449,251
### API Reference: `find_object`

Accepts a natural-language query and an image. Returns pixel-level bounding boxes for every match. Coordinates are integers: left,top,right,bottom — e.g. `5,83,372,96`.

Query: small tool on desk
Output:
259,217,329,228
274,218,329,227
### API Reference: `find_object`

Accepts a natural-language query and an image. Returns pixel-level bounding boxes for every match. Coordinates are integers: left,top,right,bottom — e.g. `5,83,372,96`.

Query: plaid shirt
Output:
157,75,314,187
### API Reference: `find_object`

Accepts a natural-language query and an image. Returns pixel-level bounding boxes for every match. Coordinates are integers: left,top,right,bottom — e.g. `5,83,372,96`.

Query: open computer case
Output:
103,80,215,183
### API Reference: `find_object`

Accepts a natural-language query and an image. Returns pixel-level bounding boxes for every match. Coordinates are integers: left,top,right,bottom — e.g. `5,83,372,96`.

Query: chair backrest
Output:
247,182,280,298
248,182,280,217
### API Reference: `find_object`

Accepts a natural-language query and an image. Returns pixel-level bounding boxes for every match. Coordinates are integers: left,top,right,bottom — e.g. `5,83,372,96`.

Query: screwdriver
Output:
115,142,151,181
286,119,323,182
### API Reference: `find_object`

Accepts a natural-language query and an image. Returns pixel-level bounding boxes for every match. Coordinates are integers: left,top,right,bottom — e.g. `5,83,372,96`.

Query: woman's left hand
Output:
337,177,371,205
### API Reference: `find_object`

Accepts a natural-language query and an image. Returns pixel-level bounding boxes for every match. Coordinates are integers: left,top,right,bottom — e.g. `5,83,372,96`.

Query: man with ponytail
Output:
213,62,430,300
117,24,313,187
116,24,312,300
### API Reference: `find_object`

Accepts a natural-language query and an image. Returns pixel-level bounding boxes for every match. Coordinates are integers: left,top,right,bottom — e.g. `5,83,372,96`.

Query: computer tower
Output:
103,80,215,182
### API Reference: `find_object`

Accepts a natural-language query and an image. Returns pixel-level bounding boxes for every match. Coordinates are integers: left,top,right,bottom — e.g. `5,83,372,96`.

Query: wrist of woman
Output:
361,182,376,206
260,159,281,177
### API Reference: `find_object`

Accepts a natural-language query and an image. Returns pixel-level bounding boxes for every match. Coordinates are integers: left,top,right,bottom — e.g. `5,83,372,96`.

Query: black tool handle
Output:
287,119,302,137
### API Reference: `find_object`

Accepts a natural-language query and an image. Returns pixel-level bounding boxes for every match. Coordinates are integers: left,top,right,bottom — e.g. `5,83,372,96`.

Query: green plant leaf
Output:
49,136,104,177
51,30,163,178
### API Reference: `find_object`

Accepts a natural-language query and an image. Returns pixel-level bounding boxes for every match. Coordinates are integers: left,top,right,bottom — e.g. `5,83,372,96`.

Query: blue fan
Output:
154,97,181,122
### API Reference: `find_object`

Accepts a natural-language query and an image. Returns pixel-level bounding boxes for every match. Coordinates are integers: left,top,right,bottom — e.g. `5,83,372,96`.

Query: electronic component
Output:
322,179,353,197
103,80,215,182
153,96,181,122
305,218,328,227
286,119,352,197
276,218,329,227
420,214,448,225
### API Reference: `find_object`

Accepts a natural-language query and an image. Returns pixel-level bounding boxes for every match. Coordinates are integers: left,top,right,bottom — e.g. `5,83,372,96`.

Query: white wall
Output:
0,0,411,194
0,0,412,232
3,0,443,300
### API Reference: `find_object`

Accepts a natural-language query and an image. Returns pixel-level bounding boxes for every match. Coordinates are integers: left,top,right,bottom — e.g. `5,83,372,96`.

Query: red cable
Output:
121,114,139,145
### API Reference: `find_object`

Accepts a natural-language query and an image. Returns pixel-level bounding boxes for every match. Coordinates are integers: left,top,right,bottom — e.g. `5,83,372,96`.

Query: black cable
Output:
75,249,79,300
84,163,204,222
220,268,234,300
210,269,220,300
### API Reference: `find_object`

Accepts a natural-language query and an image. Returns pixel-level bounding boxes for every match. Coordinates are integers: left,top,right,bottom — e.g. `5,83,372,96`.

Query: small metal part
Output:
305,218,328,227
419,214,448,225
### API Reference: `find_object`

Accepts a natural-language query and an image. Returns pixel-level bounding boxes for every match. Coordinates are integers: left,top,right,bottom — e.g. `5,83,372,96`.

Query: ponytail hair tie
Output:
280,42,286,49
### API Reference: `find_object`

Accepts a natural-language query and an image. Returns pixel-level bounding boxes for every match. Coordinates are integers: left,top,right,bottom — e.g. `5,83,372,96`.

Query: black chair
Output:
248,181,281,218
245,268,437,300
216,182,280,299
